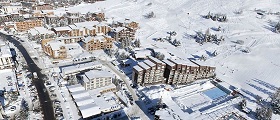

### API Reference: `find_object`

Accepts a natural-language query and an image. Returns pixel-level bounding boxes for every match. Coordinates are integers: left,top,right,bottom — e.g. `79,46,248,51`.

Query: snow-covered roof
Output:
148,56,165,64
74,21,99,28
60,61,102,76
28,27,54,35
0,44,12,58
34,27,54,34
163,59,176,67
134,49,151,59
144,60,155,67
66,83,104,119
69,25,79,29
191,60,215,67
75,96,95,106
114,27,125,32
133,65,143,72
53,26,72,31
84,35,106,43
67,84,85,93
84,70,113,82
138,62,151,70
169,59,198,67
71,90,90,99
79,103,101,118
47,41,65,50
0,69,17,92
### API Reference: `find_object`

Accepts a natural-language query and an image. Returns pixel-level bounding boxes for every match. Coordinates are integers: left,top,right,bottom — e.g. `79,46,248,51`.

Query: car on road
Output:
20,40,24,42
33,72,38,79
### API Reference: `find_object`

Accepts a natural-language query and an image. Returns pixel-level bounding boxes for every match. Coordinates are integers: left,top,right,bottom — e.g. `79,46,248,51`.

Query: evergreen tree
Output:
256,106,272,120
271,88,280,114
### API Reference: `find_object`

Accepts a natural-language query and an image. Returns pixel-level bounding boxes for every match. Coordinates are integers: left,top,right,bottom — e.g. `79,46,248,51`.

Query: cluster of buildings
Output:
132,56,216,86
56,61,125,119
0,1,139,61
0,39,18,119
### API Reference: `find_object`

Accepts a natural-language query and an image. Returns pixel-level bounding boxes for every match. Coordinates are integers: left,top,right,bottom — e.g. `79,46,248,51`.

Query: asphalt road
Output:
1,33,55,120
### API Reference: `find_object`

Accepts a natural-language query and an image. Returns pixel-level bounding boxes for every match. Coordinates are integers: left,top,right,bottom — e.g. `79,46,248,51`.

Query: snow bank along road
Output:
1,32,55,120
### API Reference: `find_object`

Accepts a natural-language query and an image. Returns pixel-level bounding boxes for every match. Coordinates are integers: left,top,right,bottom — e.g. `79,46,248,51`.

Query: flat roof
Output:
169,59,199,67
75,96,95,107
191,60,215,67
79,103,101,118
60,61,102,76
67,84,85,93
0,69,17,92
133,65,143,72
163,59,175,67
144,60,155,67
0,44,12,58
138,62,151,70
84,70,113,81
53,26,71,31
67,84,104,118
71,90,90,99
148,56,165,64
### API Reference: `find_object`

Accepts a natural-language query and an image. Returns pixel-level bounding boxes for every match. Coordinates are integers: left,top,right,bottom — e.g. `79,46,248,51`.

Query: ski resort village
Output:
0,0,280,120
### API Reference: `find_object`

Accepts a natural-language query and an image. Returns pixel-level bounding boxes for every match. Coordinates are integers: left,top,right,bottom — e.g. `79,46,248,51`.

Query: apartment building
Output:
32,10,54,18
148,56,166,83
42,41,67,59
52,26,72,37
51,21,111,37
27,27,56,41
191,60,216,79
0,43,14,69
81,35,113,51
74,21,111,35
15,20,42,32
81,70,114,90
163,59,199,85
132,57,166,86
113,27,135,41
56,36,84,44
65,12,82,25
32,3,53,10
45,15,60,25
0,13,23,22
133,57,216,86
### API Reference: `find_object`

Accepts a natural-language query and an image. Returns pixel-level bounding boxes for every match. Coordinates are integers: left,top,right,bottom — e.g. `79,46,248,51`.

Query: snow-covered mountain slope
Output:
55,0,280,100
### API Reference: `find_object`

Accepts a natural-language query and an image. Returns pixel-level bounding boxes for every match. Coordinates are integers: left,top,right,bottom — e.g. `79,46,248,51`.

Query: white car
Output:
33,72,38,79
